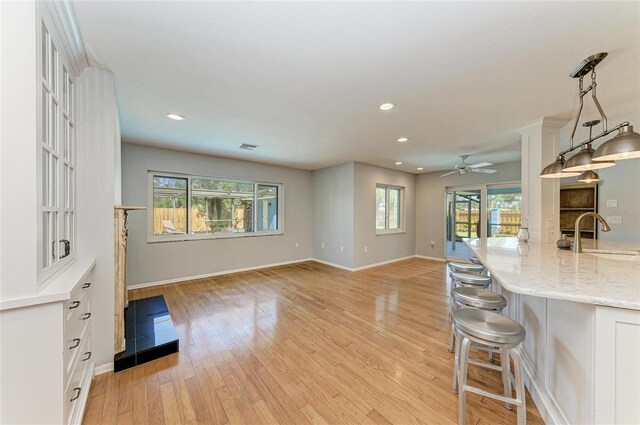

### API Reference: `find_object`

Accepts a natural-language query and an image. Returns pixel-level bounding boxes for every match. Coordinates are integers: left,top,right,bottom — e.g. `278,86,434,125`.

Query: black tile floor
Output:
114,295,179,372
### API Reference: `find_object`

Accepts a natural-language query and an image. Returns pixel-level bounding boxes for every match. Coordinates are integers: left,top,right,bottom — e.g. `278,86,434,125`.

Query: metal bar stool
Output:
448,286,506,353
451,308,526,425
447,271,492,321
469,256,482,265
447,271,493,354
449,271,491,288
448,261,485,274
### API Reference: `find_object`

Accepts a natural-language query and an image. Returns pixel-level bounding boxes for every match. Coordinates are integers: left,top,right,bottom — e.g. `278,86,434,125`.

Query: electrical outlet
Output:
364,246,368,252
340,246,344,252
607,216,622,224
606,200,618,208
295,242,299,248
321,242,325,249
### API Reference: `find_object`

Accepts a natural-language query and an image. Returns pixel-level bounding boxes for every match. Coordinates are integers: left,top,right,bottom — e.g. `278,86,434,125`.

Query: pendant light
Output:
539,52,639,179
578,170,600,183
540,155,581,178
563,120,615,172
592,124,640,161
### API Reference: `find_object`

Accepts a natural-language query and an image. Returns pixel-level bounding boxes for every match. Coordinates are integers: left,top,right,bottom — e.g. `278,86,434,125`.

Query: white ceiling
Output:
72,1,640,172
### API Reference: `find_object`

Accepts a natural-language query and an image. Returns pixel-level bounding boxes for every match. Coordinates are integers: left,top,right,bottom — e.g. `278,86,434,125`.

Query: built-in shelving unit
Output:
559,183,598,240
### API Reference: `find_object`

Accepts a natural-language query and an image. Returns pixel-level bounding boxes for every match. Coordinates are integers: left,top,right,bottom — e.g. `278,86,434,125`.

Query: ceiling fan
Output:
440,155,497,177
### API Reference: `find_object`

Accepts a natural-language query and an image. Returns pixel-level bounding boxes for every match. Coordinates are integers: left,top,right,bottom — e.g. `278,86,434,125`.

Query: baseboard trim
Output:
128,255,447,291
128,258,314,290
310,258,356,271
414,255,447,262
95,362,114,375
352,255,417,271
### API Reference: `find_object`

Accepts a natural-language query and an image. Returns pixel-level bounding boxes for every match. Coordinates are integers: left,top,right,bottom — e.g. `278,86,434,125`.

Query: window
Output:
376,185,404,234
149,172,283,241
38,21,76,284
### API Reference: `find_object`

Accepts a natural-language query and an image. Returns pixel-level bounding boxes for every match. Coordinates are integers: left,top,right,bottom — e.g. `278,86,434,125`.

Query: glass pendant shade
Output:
592,125,640,161
540,156,581,178
578,170,600,183
563,144,615,172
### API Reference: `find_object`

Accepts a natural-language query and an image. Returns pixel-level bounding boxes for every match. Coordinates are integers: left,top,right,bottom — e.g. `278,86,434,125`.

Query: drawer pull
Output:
69,338,81,349
69,301,81,310
82,282,91,289
82,351,92,361
70,387,81,402
82,312,92,320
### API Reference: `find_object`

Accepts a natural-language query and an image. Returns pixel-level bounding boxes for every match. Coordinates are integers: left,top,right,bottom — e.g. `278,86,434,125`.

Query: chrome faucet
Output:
573,212,611,253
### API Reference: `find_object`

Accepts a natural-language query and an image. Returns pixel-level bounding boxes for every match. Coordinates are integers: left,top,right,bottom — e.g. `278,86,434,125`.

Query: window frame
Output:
147,171,284,243
375,184,405,235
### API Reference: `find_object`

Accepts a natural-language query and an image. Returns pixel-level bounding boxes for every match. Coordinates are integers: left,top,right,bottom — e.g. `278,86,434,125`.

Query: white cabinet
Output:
0,261,95,425
496,286,640,425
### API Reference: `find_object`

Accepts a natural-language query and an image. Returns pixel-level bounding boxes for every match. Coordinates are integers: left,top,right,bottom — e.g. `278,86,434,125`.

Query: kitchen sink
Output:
583,248,640,255
585,252,640,261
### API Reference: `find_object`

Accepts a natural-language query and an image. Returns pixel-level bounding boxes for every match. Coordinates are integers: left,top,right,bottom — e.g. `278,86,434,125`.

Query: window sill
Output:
148,231,284,244
376,229,406,236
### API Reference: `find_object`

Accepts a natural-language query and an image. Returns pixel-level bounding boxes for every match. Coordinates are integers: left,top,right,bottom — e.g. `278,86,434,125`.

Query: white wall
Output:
416,161,522,259
0,1,38,300
353,163,416,268
558,108,640,243
76,67,120,367
311,162,355,268
121,143,313,285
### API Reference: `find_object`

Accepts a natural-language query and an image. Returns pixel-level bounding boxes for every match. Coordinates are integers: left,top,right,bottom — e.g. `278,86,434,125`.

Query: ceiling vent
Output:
239,143,258,151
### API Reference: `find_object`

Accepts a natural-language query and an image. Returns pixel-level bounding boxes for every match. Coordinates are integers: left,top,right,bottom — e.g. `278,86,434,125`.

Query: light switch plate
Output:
607,216,622,224
606,200,618,208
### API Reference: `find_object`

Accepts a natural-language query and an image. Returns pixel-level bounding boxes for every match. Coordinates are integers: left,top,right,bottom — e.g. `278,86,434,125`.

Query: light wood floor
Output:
83,258,544,425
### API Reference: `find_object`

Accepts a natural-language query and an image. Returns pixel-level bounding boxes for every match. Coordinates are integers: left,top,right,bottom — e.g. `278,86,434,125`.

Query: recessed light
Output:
397,137,409,143
417,167,424,171
166,113,186,121
379,103,394,111
395,161,403,165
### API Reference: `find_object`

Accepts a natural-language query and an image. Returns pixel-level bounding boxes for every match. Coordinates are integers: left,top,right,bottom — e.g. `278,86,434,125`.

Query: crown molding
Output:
47,0,89,75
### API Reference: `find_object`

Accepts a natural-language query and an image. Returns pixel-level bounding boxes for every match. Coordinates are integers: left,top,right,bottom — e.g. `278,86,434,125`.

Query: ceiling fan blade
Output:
440,170,459,177
470,168,497,174
468,162,493,169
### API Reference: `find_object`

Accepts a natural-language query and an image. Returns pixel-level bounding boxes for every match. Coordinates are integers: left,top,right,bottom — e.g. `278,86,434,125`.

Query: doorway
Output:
445,183,521,260
445,188,482,259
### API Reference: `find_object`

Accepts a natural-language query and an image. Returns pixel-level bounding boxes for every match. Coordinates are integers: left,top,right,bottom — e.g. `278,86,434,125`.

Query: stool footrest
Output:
461,385,523,406
467,358,502,372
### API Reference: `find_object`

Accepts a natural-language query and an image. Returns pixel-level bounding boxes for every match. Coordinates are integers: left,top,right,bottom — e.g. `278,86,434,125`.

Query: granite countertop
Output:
465,237,640,310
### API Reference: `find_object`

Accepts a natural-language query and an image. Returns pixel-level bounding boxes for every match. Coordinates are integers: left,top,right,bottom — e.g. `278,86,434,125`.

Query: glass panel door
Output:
487,185,522,237
445,188,482,259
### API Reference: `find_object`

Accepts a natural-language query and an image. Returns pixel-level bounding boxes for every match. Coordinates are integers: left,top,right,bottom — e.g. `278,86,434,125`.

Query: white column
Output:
517,118,568,242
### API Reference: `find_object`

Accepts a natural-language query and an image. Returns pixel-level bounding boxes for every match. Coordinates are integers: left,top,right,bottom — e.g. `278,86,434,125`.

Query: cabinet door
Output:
38,6,77,286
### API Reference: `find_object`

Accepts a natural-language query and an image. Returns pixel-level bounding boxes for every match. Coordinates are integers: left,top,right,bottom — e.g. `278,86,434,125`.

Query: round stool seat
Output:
450,271,491,287
452,287,506,310
469,256,482,265
452,308,525,345
449,262,485,273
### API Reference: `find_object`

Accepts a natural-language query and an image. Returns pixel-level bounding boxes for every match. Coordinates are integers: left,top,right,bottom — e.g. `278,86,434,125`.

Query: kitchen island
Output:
465,237,640,425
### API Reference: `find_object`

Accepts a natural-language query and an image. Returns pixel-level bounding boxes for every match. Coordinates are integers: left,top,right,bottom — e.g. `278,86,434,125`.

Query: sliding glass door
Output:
445,183,521,260
445,187,483,260
487,185,522,238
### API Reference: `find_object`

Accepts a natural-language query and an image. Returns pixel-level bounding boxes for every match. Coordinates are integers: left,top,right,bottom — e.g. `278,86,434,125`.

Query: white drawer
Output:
64,319,89,379
64,279,92,322
64,288,90,335
66,325,91,384
64,343,90,425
